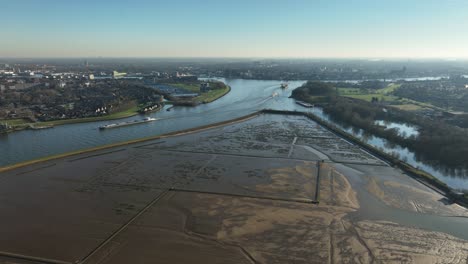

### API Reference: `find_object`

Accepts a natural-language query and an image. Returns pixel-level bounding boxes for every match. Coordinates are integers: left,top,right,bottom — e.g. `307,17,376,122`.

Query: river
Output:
0,79,307,166
1,78,467,190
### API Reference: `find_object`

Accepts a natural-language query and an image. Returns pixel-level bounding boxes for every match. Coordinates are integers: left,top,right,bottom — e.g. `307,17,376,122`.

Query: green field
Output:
197,86,230,103
391,104,424,111
166,83,200,93
165,81,230,104
337,88,361,94
375,84,400,94
338,84,402,103
343,93,397,102
0,118,29,126
336,83,447,112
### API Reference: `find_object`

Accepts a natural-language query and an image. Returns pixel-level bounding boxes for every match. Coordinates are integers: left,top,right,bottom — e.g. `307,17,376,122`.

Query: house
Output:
200,82,210,92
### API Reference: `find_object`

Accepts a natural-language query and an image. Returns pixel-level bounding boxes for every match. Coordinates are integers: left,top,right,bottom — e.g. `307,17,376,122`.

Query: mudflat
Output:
0,114,467,263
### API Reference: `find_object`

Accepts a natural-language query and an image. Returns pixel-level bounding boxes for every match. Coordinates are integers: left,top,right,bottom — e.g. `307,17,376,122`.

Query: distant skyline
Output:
2,0,468,58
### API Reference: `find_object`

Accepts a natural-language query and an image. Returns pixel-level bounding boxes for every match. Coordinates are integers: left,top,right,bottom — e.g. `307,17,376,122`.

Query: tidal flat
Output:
0,114,467,263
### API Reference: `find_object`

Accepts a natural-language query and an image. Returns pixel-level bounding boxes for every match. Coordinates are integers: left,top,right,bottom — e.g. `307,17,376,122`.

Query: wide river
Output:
1,78,467,190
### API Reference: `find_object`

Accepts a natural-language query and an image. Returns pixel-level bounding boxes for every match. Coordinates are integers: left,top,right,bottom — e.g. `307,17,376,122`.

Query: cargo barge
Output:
99,117,157,130
295,101,314,108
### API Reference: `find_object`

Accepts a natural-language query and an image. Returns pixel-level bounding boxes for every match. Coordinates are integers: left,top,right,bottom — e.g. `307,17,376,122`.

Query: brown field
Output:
0,114,467,263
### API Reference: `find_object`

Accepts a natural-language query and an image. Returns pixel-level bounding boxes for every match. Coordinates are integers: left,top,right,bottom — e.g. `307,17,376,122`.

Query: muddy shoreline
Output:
261,109,468,208
0,113,467,263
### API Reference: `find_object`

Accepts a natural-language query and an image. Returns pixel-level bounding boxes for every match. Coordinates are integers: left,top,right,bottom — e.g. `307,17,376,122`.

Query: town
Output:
0,61,229,133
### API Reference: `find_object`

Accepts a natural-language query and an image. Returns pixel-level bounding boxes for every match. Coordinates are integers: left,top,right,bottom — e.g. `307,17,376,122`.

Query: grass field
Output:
197,86,230,103
343,93,397,102
336,83,447,112
338,84,404,103
337,88,361,94
165,81,230,104
167,83,200,93
391,104,424,111
375,84,400,94
0,118,29,126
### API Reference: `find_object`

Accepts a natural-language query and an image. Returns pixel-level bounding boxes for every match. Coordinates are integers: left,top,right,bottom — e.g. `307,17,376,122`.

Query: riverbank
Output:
0,111,259,173
200,85,230,103
0,106,141,133
1,102,168,134
2,108,466,208
2,112,466,263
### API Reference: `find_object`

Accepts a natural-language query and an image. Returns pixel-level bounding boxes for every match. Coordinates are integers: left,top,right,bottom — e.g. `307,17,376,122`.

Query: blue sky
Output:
2,0,468,58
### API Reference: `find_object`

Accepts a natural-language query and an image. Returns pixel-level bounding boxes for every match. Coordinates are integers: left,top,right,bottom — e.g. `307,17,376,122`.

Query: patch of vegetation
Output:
322,96,468,168
163,80,230,105
391,104,424,111
338,84,401,103
0,118,29,126
291,81,337,102
375,84,400,94
165,82,200,93
337,88,361,94
197,85,230,103
342,93,397,102
394,79,468,112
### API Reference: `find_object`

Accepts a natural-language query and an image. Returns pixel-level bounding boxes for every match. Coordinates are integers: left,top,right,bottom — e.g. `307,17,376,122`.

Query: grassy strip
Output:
375,84,401,94
343,93,397,102
166,83,200,93
337,83,449,113
0,118,30,126
0,111,260,173
390,104,424,111
198,85,231,103
261,109,468,208
39,106,140,126
1,106,140,130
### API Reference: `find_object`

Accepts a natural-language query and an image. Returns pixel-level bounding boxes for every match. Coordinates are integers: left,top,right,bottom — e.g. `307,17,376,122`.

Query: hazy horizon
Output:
3,0,468,58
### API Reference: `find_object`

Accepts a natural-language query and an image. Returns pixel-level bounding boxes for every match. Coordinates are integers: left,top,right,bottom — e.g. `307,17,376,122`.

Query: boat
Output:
99,117,157,130
295,100,314,108
280,82,289,89
138,103,161,114
28,124,54,130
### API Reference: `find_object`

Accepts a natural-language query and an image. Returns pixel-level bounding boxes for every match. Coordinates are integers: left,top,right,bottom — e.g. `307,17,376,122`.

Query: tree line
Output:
293,81,468,168
323,96,468,168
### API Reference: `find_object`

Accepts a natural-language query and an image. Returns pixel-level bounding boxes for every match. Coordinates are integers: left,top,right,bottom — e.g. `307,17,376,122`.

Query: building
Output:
113,71,127,78
6,83,39,90
89,74,95,80
172,93,199,98
200,82,211,92
0,123,11,133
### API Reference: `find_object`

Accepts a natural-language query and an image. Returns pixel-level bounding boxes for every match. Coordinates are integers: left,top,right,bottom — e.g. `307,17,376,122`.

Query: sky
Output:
2,0,468,58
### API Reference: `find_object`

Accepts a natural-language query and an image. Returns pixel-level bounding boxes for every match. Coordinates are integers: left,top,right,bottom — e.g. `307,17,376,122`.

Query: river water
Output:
0,79,307,166
1,78,467,190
